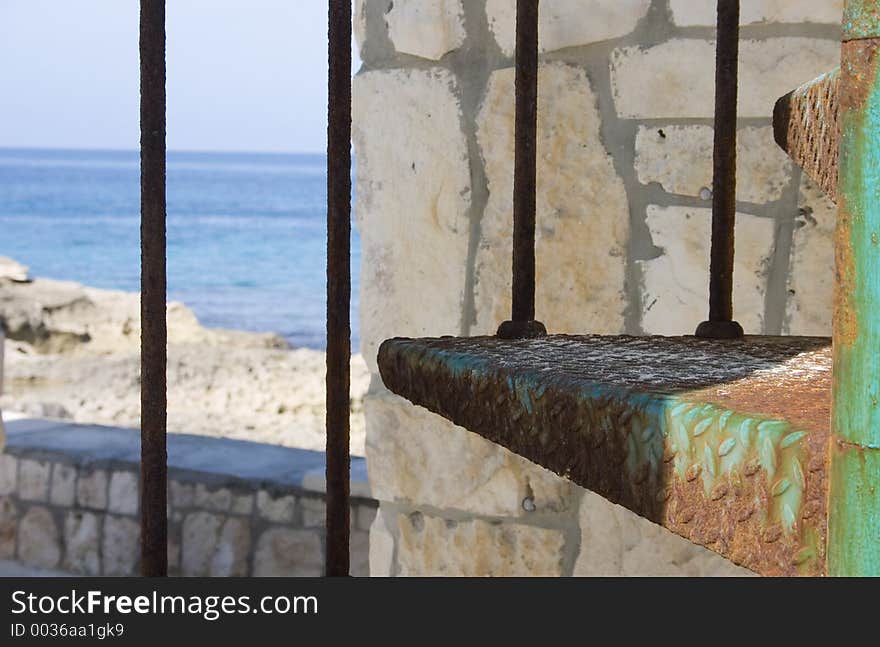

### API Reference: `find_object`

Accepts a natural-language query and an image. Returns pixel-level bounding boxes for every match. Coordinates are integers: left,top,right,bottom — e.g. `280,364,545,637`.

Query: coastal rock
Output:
0,262,371,454
0,257,30,283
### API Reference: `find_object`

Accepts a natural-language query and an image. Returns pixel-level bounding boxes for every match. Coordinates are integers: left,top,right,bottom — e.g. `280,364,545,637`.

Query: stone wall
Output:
0,417,375,576
354,0,842,576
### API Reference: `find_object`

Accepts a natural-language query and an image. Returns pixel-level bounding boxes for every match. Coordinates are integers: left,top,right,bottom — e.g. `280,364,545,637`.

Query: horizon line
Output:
0,144,330,157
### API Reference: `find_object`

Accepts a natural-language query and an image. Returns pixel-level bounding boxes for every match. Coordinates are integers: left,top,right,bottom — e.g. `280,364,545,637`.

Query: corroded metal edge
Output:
844,0,880,41
378,336,828,576
774,68,840,201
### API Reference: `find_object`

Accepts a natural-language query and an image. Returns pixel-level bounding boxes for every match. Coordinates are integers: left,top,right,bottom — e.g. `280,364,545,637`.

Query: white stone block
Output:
50,463,76,507
368,508,395,577
353,68,472,371
365,389,573,517
108,471,138,515
19,459,50,502
194,484,232,512
635,125,793,203
63,511,101,575
574,489,754,576
386,0,466,60
102,515,139,576
396,511,565,576
77,469,108,510
474,63,629,336
18,506,60,569
0,496,17,559
486,0,650,56
0,454,17,496
669,0,844,27
611,38,841,119
784,176,836,335
639,206,776,335
256,490,296,523
253,528,323,577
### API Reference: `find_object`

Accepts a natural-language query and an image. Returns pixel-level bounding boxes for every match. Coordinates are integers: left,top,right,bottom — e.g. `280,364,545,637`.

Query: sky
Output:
0,0,360,153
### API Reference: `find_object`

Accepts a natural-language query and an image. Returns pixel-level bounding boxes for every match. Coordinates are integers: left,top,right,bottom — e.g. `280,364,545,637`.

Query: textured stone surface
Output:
574,490,753,576
669,0,845,27
353,68,472,371
18,506,60,569
639,206,776,335
369,508,395,577
612,38,841,118
63,511,100,575
396,512,565,576
18,459,50,502
231,493,253,516
50,463,76,507
486,0,650,56
474,63,629,336
386,0,466,61
256,490,296,523
102,515,139,576
0,454,17,496
366,389,573,517
169,480,195,509
76,469,107,510
0,496,16,559
785,177,836,335
300,496,326,528
350,530,370,577
195,484,232,512
182,513,251,577
635,126,793,203
108,471,138,515
253,528,323,577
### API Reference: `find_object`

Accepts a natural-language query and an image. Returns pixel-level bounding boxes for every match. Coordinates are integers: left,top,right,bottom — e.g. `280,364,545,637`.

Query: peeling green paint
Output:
829,11,880,575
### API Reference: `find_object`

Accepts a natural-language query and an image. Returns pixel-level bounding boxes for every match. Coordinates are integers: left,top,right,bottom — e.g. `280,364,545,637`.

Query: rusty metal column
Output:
139,0,167,577
325,0,352,577
498,0,546,340
827,0,880,577
696,0,744,339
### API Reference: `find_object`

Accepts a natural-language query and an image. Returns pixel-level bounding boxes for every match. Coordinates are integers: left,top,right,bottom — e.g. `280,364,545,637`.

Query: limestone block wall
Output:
0,418,376,576
354,0,842,576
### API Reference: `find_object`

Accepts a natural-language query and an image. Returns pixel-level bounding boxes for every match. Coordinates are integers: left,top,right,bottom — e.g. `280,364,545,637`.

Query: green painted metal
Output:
843,0,880,41
829,2,880,576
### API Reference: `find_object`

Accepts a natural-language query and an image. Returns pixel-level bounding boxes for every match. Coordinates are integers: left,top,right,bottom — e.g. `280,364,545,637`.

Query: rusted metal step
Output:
378,335,832,576
774,69,840,201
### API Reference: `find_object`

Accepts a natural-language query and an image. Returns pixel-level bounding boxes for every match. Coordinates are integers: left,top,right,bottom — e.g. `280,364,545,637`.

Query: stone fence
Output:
0,416,375,576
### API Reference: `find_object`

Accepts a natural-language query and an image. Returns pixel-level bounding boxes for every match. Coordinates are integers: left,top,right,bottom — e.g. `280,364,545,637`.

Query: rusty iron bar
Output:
139,0,167,577
498,0,546,340
325,0,352,577
696,0,744,339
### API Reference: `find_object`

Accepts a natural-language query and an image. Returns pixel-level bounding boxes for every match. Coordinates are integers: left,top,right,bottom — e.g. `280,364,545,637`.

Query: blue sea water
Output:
0,148,360,350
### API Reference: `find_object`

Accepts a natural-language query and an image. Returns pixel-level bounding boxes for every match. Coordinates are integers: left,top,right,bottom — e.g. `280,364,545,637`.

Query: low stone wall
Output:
0,417,375,576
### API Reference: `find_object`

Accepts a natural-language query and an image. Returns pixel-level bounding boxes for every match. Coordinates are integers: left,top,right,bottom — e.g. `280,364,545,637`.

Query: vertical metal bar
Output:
696,0,744,339
827,0,880,576
325,0,352,577
139,0,167,577
497,0,546,340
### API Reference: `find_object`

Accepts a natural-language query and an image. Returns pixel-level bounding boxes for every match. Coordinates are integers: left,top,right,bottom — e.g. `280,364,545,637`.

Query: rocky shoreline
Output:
0,257,369,454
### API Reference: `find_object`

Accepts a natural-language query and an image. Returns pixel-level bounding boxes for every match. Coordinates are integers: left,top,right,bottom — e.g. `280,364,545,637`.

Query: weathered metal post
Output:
139,0,168,577
696,0,744,339
325,0,352,576
497,0,546,339
827,0,880,577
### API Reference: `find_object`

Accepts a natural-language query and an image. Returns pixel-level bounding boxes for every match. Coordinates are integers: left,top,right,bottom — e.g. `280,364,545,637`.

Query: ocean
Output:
0,147,360,350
